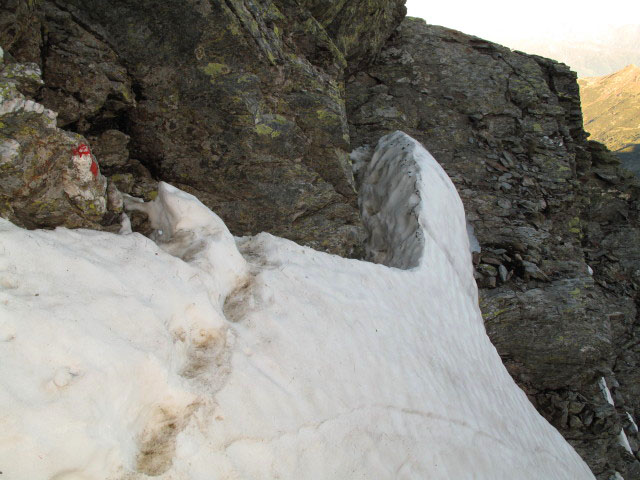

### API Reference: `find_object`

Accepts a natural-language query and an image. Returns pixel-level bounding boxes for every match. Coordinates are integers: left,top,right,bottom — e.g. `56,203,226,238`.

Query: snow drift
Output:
0,132,594,479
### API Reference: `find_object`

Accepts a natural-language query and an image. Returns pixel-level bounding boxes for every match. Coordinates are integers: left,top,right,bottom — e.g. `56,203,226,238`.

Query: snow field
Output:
0,132,594,479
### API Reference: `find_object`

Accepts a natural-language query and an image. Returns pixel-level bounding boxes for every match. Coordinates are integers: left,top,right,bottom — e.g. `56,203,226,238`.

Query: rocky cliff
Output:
1,2,639,478
347,18,640,479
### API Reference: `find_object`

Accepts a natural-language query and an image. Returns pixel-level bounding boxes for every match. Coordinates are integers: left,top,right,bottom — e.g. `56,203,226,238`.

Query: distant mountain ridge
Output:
507,25,640,78
579,64,640,175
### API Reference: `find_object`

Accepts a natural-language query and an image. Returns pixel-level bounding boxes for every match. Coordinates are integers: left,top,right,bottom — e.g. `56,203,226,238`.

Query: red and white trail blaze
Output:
72,143,98,178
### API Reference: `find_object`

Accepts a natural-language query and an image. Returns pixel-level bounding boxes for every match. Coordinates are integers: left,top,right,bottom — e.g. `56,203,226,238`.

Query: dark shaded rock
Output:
482,277,612,389
590,140,622,166
88,129,130,173
298,0,406,73
38,1,135,132
535,381,634,479
0,0,40,56
38,0,383,256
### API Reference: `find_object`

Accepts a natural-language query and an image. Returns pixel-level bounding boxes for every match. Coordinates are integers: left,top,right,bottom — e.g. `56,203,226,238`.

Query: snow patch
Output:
467,221,482,253
125,182,248,303
0,132,594,479
0,188,245,477
618,429,633,455
626,412,638,434
360,131,471,275
599,377,615,406
350,145,374,184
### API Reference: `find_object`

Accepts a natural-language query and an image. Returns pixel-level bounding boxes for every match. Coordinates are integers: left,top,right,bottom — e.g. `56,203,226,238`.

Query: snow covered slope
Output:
0,132,594,479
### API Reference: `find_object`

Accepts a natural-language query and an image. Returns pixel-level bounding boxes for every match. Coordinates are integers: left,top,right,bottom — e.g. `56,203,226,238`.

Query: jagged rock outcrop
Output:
298,0,406,73
347,18,640,479
0,48,112,229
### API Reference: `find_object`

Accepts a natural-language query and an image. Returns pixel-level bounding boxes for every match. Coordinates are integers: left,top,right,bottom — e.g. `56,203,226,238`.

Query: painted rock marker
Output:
72,143,99,178
72,144,91,157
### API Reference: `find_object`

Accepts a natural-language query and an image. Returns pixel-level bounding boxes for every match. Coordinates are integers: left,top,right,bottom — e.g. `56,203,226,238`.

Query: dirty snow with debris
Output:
0,132,594,479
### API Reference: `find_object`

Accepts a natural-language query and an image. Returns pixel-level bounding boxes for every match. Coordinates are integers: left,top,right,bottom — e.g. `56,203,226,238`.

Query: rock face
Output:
0,0,40,59
0,49,110,229
3,0,403,256
299,0,406,74
347,18,640,479
37,2,136,133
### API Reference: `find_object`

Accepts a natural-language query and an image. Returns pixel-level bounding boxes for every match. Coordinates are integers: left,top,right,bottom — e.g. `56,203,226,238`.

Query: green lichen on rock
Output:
55,0,368,256
568,216,582,235
255,123,280,138
315,108,342,125
202,62,231,80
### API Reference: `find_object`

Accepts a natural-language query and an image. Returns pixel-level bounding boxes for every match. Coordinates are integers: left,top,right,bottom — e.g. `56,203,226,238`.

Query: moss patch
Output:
255,123,281,138
568,216,582,235
201,63,231,81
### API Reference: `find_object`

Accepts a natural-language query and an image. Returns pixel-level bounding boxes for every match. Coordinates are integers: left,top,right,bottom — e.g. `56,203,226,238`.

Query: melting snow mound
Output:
0,132,594,479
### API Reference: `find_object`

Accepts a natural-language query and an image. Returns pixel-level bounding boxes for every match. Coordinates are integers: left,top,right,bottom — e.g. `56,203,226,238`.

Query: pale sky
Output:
405,0,639,44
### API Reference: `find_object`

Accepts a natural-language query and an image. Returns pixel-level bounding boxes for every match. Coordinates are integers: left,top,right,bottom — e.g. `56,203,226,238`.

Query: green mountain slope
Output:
579,64,640,174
